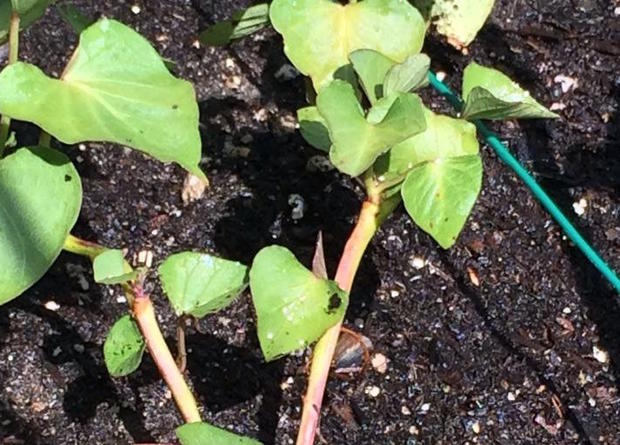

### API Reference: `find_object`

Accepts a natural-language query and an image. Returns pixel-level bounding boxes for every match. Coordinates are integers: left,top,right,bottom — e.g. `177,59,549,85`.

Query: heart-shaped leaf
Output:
200,3,270,46
0,19,204,178
383,53,430,96
159,252,248,318
249,246,348,362
414,0,495,48
93,249,137,285
297,106,330,152
375,108,479,188
349,49,395,104
402,154,482,248
462,62,558,121
317,80,426,177
176,422,262,445
270,0,425,91
104,315,145,377
0,147,82,305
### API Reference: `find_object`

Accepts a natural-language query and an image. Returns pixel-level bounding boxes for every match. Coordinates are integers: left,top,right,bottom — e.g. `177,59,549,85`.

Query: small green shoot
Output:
199,3,269,46
103,314,145,377
93,249,137,285
462,62,558,120
159,252,248,318
176,422,262,445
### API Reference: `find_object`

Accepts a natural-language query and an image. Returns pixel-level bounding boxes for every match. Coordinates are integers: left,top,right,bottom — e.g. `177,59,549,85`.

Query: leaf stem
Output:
296,193,396,445
63,234,202,423
132,285,201,423
0,11,20,156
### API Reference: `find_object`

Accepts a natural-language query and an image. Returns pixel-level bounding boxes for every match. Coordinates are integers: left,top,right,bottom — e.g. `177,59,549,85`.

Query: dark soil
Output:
1,1,619,444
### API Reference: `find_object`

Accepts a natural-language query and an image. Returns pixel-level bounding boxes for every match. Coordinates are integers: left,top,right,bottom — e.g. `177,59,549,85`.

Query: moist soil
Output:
1,1,619,444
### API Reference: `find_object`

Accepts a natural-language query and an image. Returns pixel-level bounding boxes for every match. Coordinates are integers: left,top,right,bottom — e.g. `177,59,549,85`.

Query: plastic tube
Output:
428,71,620,293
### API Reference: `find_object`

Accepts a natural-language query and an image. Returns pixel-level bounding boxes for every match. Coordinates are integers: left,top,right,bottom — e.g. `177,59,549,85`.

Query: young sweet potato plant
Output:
0,2,259,444
206,1,557,444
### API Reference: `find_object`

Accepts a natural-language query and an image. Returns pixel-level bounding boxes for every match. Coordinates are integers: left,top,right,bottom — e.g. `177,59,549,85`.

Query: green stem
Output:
63,234,202,423
0,11,20,156
296,193,398,445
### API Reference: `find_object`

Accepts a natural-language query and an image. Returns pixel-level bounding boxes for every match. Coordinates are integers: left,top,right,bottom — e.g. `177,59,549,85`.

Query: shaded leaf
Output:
297,106,330,152
249,246,348,362
56,3,94,33
0,147,81,305
176,422,262,445
0,19,204,178
159,252,248,318
270,0,425,90
1,0,51,42
349,49,395,104
103,315,145,377
199,3,269,46
383,53,430,95
93,249,136,285
462,62,558,120
402,154,482,248
317,80,426,176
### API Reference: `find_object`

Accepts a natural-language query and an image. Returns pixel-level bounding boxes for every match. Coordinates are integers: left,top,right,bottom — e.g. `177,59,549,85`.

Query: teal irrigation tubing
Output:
427,71,620,293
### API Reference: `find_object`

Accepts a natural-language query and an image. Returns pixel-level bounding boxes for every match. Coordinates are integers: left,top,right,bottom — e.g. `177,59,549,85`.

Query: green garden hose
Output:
427,71,620,293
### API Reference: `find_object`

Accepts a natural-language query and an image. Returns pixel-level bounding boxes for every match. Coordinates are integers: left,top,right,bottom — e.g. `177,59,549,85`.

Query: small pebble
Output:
471,421,481,434
592,345,609,364
130,4,141,14
420,403,430,413
73,344,85,353
410,256,425,270
44,301,60,311
371,353,388,374
401,405,411,416
572,198,587,216
507,392,516,401
366,386,381,397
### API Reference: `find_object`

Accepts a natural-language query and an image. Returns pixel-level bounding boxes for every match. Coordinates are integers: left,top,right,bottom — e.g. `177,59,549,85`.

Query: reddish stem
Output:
133,286,201,424
296,200,381,445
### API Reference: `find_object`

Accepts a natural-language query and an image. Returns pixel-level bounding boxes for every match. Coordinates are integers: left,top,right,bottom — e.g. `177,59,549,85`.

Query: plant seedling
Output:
206,1,557,443
0,4,256,442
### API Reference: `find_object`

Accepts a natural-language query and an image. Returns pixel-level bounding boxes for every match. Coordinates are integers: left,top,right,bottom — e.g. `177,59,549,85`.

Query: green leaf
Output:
270,0,426,91
415,0,495,48
297,106,331,152
375,108,479,187
159,252,248,318
93,249,136,285
199,3,269,46
249,246,348,362
104,315,145,377
176,422,262,445
462,62,558,120
349,49,395,104
1,0,51,42
56,3,94,34
0,18,204,178
317,80,426,177
383,53,430,95
0,147,81,305
401,154,482,248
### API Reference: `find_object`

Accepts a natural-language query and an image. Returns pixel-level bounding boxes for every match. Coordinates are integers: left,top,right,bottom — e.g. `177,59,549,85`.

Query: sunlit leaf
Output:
176,422,262,445
199,3,269,46
103,315,145,377
401,154,482,248
349,49,395,104
93,249,136,285
249,245,348,362
375,108,478,189
317,80,426,176
0,18,204,178
270,0,425,90
413,0,495,48
462,62,558,120
383,53,430,95
0,147,81,305
159,252,248,318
